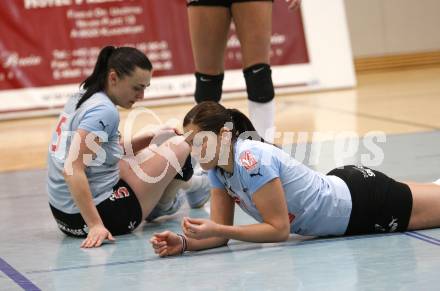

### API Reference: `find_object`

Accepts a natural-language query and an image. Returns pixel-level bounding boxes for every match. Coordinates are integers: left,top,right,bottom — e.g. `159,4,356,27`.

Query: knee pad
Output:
243,63,274,103
194,72,224,103
174,155,194,181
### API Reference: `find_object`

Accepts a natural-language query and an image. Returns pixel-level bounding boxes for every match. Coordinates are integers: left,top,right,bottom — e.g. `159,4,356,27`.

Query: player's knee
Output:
194,72,224,103
243,63,274,103
168,136,191,157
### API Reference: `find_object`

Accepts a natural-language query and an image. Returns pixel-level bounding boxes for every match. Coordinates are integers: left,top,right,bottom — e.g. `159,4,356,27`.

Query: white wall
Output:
344,0,440,57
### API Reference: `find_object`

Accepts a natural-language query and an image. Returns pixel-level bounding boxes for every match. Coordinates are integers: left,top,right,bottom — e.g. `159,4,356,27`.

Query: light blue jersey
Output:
208,139,352,236
47,92,123,214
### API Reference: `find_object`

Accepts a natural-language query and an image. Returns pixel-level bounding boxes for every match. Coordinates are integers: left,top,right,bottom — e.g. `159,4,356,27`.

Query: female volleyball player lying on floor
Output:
47,46,210,248
150,101,440,257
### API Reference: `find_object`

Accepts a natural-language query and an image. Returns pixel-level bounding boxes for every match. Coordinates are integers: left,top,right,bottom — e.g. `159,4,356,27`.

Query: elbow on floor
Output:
278,232,290,242
274,228,290,242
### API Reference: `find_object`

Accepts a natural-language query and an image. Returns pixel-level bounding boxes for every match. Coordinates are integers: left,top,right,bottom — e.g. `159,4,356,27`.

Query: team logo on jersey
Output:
250,168,263,178
239,150,258,172
99,120,109,130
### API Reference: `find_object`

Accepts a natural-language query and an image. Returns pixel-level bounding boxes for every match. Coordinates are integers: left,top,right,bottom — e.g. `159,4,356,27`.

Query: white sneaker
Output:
145,193,184,222
185,170,211,209
433,179,440,185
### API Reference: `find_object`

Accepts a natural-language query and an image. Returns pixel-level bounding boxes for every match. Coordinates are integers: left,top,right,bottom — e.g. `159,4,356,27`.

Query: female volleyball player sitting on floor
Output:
47,46,210,248
150,101,440,257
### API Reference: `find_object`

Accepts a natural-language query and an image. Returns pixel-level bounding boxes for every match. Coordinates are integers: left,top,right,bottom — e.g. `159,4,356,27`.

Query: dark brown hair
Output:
183,101,263,141
76,46,152,109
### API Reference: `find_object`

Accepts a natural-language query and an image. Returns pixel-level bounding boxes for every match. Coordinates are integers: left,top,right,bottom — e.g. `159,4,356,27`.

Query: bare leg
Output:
231,2,275,141
119,136,190,220
407,182,440,230
231,1,272,68
187,6,231,74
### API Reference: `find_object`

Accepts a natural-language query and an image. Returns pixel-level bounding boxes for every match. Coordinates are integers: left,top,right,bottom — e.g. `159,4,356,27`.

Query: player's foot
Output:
145,194,184,222
185,170,211,209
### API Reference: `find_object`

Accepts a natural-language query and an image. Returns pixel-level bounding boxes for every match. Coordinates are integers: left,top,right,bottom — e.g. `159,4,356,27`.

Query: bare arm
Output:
184,178,291,243
120,131,154,155
150,178,291,256
150,187,235,256
121,126,181,155
64,129,114,248
184,187,235,251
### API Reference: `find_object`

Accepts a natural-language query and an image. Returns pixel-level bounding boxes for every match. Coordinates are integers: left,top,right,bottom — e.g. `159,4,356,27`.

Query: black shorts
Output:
50,180,143,238
187,0,273,8
327,165,413,235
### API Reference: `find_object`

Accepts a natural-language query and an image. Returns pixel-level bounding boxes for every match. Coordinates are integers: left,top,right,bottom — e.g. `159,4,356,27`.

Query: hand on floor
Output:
80,225,115,248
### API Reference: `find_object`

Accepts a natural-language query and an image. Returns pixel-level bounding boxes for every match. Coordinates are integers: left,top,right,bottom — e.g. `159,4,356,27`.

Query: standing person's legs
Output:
119,136,191,220
406,182,440,230
187,4,232,103
231,1,275,142
231,1,272,67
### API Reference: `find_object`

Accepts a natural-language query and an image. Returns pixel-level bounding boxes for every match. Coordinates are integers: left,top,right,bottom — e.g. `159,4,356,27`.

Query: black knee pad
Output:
194,72,224,103
174,154,194,181
243,63,274,103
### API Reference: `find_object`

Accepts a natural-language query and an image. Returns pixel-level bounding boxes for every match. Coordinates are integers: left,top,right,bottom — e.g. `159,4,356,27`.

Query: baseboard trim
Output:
355,51,440,72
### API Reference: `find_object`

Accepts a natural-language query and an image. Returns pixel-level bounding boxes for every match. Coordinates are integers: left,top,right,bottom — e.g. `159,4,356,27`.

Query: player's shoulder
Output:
235,140,268,173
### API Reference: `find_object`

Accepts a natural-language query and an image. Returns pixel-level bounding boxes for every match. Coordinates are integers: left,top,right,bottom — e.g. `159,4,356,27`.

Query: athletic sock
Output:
248,99,275,143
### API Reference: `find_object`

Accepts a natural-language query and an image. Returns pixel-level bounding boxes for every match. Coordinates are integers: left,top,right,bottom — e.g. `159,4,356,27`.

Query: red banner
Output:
0,0,308,91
